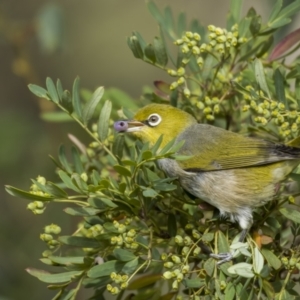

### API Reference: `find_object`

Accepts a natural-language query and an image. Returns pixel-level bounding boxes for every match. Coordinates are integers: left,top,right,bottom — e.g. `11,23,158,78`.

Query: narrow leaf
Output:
113,248,136,262
58,145,73,173
28,84,50,100
5,185,53,201
98,100,112,141
254,58,271,98
64,207,101,216
58,170,81,193
56,79,64,100
273,68,287,105
261,248,281,270
153,36,168,67
88,260,125,278
26,268,82,284
82,86,104,125
71,146,84,174
46,77,59,103
58,236,101,248
253,247,264,274
113,165,131,177
268,0,282,22
72,77,82,119
279,207,300,224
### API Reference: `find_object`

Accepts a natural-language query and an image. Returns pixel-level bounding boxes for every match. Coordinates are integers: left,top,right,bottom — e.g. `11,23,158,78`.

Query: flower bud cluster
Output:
196,96,221,121
110,221,139,250
241,86,300,139
281,256,300,270
40,223,61,249
107,272,129,294
29,176,50,202
27,201,46,215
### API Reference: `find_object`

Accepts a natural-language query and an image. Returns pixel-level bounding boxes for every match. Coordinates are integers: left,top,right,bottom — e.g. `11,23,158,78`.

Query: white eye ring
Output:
147,113,162,127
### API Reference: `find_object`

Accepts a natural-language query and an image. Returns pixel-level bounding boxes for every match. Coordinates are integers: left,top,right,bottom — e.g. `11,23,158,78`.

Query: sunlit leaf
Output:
46,77,59,103
72,77,82,119
28,84,50,100
98,100,112,142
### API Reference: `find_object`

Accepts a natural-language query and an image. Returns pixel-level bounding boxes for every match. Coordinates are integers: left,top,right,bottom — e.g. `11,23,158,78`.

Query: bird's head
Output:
114,104,197,148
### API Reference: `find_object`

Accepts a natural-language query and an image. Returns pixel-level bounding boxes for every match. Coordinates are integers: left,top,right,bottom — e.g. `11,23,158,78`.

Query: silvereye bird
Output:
114,103,300,263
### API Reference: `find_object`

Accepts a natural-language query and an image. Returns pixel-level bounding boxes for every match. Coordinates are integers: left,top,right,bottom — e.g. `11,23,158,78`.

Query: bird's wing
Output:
176,124,299,171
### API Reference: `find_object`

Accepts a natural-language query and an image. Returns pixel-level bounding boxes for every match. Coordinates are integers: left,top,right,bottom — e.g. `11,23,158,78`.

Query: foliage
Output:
6,0,300,299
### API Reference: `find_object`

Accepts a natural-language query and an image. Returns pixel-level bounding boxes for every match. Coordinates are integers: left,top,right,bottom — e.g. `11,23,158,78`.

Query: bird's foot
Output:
210,252,234,265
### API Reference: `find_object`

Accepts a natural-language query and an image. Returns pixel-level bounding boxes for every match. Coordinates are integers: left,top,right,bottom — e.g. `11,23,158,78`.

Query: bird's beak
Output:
114,120,145,133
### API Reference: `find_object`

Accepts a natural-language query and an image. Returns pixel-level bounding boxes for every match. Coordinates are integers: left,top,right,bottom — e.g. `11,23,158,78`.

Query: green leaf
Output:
204,258,215,277
58,236,101,248
269,17,291,29
61,90,73,113
127,35,144,59
26,268,82,284
128,274,162,290
147,1,165,26
262,279,275,300
144,44,156,63
72,77,82,119
142,150,152,160
88,260,125,278
227,262,255,278
253,247,264,274
167,213,177,237
268,0,282,22
254,58,271,98
88,197,118,209
228,0,243,25
71,146,84,175
48,256,86,265
82,86,104,125
261,248,281,270
177,12,186,35
279,207,300,223
183,278,205,288
224,282,235,300
276,0,300,20
112,134,125,158
58,145,73,173
98,100,112,142
153,36,168,67
113,248,137,262
56,78,64,100
5,185,53,201
217,230,229,253
113,165,131,177
28,84,50,100
46,77,59,103
142,188,158,198
64,207,101,216
58,170,81,193
42,182,68,198
273,68,287,105
41,111,73,122
71,173,88,192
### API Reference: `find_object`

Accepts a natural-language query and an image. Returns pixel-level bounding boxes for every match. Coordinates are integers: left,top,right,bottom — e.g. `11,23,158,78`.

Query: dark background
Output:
0,1,281,299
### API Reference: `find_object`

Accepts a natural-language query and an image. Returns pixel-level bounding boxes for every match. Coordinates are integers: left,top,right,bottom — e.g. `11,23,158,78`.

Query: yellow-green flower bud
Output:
296,116,300,124
290,257,297,267
187,40,197,47
242,105,250,112
183,88,191,98
278,103,285,111
110,272,117,280
161,253,168,261
281,257,289,266
174,39,184,45
184,236,192,246
203,107,212,115
164,262,174,268
40,233,53,242
130,242,138,249
213,104,220,114
172,279,179,290
209,33,217,40
182,265,190,274
197,101,205,110
288,195,295,203
289,111,298,119
193,33,201,41
192,229,201,239
181,45,190,53
182,57,190,65
127,229,136,237
177,77,185,85
208,25,216,32
106,284,113,291
120,282,128,290
111,236,118,245
192,46,200,55
44,224,61,235
37,176,46,185
196,57,203,67
113,220,120,228
80,172,88,182
281,122,289,130
291,123,298,133
118,224,126,233
185,31,193,38
220,280,227,290
163,271,173,279
176,273,184,282
231,37,238,46
215,27,224,35
167,69,178,77
171,255,181,264
204,96,211,106
209,40,217,47
181,246,190,256
170,82,178,90
217,35,226,43
177,67,185,76
200,43,207,52
193,246,201,256
296,262,300,270
206,114,215,121
27,202,36,210
111,287,120,295
175,235,184,245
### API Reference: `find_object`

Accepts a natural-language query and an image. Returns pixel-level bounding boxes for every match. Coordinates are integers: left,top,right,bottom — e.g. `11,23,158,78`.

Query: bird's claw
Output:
210,252,233,265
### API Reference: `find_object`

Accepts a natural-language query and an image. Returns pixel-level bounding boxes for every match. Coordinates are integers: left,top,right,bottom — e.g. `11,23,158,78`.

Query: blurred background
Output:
0,0,291,299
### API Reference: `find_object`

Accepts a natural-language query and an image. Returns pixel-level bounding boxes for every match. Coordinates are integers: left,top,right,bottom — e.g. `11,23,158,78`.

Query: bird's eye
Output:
147,113,161,127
